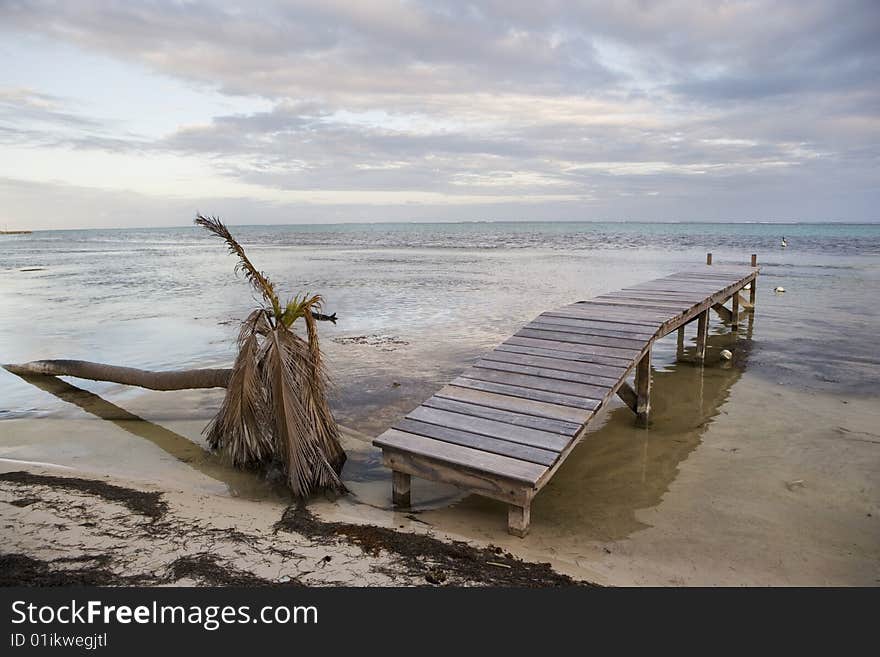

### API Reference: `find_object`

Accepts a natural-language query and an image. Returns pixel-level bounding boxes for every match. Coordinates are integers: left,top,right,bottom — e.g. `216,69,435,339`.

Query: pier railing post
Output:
706,252,713,265
635,349,651,426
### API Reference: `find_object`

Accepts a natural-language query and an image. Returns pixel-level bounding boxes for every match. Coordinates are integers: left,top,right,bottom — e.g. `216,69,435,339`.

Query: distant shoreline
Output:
9,220,880,233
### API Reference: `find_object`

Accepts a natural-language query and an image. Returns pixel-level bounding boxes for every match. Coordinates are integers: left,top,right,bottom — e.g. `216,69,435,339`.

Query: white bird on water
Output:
781,236,788,248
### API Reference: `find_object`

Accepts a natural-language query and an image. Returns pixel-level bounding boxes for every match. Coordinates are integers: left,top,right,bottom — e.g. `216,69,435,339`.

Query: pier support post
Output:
696,309,709,361
676,325,685,362
635,349,651,426
731,293,739,331
706,252,713,265
392,471,411,508
508,503,530,537
749,255,758,308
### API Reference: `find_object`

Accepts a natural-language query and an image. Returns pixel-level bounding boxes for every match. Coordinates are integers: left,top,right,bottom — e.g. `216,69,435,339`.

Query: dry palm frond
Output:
260,324,344,496
203,330,273,465
196,214,346,498
195,214,281,316
303,305,346,471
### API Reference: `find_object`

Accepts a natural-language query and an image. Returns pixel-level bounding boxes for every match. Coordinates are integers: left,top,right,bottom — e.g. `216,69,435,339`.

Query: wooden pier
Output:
374,256,760,536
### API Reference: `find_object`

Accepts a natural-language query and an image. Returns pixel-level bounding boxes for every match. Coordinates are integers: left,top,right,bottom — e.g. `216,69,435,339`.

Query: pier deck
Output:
374,260,760,536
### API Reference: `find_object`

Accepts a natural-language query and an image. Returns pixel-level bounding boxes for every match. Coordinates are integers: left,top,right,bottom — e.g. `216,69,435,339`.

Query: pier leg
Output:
392,471,411,508
508,503,530,538
676,326,685,362
696,310,709,362
731,293,739,332
749,278,757,308
635,349,651,427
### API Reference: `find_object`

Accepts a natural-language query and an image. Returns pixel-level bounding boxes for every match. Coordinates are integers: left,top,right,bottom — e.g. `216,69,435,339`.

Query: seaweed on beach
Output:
168,553,303,587
0,552,300,587
0,470,168,520
274,504,592,587
0,553,145,587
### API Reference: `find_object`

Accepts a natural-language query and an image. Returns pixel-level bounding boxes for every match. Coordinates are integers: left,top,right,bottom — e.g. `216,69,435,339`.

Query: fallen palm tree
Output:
5,214,346,497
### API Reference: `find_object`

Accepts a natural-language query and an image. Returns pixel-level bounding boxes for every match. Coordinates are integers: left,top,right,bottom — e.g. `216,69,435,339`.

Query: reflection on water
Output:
533,331,749,540
10,373,288,500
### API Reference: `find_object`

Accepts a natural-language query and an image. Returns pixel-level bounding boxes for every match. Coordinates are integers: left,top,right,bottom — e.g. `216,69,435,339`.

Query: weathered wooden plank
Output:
404,406,571,451
451,377,601,411
572,301,673,318
482,349,625,381
535,314,656,338
615,380,637,412
624,282,724,292
712,302,733,322
422,396,581,436
475,359,620,388
543,308,660,327
603,290,706,306
599,290,698,302
435,385,591,424
495,342,637,369
394,418,560,465
382,449,533,506
587,297,691,312
460,366,610,399
375,429,547,484
515,329,641,357
605,290,706,303
505,336,638,362
524,321,649,347
564,303,669,318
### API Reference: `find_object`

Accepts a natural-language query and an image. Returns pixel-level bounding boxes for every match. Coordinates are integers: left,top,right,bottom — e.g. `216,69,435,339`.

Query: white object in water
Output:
720,349,733,360
774,286,785,293
781,238,788,247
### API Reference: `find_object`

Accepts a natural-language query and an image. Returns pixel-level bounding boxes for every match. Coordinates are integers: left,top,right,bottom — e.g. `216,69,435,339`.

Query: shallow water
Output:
1,222,878,584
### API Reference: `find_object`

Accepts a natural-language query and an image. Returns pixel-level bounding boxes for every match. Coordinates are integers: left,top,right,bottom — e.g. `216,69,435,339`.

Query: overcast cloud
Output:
0,0,878,229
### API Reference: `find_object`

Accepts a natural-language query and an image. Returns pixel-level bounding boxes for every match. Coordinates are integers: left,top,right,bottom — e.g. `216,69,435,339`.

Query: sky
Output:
0,1,878,230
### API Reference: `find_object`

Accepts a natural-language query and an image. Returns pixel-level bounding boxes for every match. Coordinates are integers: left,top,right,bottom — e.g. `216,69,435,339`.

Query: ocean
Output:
1,221,878,583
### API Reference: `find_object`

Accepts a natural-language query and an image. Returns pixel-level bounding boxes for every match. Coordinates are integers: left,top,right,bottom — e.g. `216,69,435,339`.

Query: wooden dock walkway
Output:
374,256,760,536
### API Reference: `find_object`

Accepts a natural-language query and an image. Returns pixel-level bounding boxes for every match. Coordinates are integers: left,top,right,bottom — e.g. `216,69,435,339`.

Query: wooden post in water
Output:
749,254,757,307
696,309,709,361
706,252,713,265
635,349,651,426
676,325,685,361
731,292,740,331
508,503,531,538
392,471,411,508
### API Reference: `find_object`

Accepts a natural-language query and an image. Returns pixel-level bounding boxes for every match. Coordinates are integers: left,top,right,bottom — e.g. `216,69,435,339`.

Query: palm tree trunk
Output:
4,360,231,390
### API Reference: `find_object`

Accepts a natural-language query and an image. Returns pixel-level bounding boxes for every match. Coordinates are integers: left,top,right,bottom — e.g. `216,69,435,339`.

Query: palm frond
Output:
195,214,280,315
261,325,344,496
203,329,273,466
303,307,347,472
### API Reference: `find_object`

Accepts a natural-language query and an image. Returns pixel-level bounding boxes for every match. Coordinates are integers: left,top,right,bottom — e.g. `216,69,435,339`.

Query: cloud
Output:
0,0,878,228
